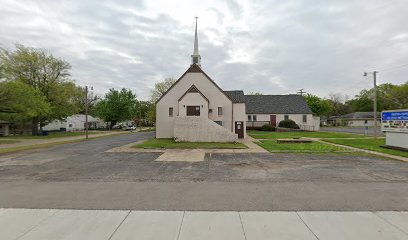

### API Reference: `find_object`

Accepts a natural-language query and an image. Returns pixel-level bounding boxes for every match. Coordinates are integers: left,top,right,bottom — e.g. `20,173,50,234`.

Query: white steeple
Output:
191,16,201,67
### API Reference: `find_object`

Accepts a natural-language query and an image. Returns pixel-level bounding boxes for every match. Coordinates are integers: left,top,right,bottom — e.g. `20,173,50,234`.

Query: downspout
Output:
231,101,234,132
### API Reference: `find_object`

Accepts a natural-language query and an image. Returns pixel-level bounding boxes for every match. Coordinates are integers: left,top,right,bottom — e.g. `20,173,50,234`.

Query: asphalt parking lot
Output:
0,132,407,211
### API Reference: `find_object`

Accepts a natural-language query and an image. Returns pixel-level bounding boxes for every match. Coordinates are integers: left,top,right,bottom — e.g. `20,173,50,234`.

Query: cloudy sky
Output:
1,0,407,100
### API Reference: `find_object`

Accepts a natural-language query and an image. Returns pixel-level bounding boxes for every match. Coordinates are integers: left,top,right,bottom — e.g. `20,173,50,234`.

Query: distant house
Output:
328,112,380,127
43,114,106,131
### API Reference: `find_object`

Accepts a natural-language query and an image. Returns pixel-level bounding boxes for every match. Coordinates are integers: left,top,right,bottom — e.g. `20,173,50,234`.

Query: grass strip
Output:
248,130,369,139
255,139,352,153
322,138,408,158
133,138,247,149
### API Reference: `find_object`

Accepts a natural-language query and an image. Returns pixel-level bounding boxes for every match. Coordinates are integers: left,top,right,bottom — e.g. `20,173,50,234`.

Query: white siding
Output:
156,72,234,138
233,103,246,138
247,113,314,127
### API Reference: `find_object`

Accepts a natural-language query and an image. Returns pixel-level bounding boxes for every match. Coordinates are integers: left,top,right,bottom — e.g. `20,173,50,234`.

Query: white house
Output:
155,19,315,142
43,114,106,132
328,112,380,127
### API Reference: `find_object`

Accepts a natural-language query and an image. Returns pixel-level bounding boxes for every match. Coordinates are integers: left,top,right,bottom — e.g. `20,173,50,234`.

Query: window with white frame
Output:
303,115,307,123
284,115,289,121
253,115,257,121
169,107,173,117
247,115,251,121
218,107,222,116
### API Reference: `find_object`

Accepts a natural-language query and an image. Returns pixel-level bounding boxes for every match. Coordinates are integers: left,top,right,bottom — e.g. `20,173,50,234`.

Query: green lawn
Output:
255,140,350,153
133,138,247,149
322,138,408,158
6,131,107,139
0,139,21,144
248,130,369,139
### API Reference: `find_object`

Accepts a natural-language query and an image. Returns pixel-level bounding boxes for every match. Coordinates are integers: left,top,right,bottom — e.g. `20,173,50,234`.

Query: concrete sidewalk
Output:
1,209,407,240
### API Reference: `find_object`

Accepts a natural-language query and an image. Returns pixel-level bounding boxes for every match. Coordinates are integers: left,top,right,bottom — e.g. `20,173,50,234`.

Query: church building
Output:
156,19,314,142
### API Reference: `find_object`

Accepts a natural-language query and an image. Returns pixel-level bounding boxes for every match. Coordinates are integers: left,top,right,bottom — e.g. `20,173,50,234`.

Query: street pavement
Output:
1,209,407,240
0,132,407,211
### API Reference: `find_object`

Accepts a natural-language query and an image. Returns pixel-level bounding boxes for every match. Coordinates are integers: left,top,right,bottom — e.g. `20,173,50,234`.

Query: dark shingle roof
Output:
332,112,380,120
224,90,245,103
245,95,313,114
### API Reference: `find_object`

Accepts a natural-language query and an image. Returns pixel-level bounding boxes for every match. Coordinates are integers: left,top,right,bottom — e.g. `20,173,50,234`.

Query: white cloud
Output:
0,0,407,100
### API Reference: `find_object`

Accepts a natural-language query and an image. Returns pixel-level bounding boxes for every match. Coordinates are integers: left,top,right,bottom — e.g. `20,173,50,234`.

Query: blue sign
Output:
382,111,408,121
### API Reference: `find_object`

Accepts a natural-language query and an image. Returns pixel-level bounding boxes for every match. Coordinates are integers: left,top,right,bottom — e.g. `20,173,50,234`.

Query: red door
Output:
270,115,277,126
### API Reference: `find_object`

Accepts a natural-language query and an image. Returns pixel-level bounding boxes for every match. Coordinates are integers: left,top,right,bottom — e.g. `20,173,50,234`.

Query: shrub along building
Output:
155,19,315,142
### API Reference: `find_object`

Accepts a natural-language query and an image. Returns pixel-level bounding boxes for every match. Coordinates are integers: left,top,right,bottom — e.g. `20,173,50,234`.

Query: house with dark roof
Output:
155,19,315,141
328,112,380,127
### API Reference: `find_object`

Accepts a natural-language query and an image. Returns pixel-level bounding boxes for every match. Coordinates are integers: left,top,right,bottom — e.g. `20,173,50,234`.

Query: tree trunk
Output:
110,121,116,130
31,118,39,136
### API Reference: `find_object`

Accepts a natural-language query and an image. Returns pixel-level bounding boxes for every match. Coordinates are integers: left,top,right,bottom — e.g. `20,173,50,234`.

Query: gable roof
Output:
330,112,380,120
224,90,245,103
178,85,209,102
156,64,233,104
245,95,313,114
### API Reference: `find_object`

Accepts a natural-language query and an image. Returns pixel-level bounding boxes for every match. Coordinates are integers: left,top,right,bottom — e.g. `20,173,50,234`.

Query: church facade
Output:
156,19,314,142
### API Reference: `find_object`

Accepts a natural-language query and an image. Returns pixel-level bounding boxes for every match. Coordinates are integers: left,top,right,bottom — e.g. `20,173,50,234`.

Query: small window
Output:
68,123,73,127
284,115,289,121
303,115,307,123
247,115,251,121
214,121,222,126
253,115,257,121
218,107,222,116
169,107,173,117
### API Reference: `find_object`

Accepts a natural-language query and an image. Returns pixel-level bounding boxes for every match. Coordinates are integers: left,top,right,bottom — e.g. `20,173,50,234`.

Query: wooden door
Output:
270,115,277,126
186,106,200,116
235,121,244,138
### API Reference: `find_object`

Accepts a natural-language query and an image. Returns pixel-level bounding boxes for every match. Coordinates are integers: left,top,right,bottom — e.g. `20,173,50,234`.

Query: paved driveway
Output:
0,132,407,210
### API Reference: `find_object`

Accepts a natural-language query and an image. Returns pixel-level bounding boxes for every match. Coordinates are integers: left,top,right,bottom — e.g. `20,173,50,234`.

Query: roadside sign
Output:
381,109,408,132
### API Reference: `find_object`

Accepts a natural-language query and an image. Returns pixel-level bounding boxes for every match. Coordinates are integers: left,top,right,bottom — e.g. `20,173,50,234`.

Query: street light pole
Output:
363,71,378,139
85,86,89,139
373,71,378,139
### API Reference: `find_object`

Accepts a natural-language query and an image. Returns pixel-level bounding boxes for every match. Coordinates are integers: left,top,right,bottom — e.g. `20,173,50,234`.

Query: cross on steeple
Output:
191,16,201,67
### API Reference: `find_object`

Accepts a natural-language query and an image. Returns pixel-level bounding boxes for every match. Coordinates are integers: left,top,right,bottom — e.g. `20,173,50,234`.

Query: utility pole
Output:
85,86,89,139
363,71,378,138
297,89,306,96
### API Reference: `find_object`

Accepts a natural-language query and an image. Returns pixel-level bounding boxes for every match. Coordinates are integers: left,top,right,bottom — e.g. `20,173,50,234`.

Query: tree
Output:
246,91,263,95
150,77,176,102
328,93,352,116
303,94,332,116
0,44,80,135
345,82,408,112
93,88,138,129
73,86,100,114
0,81,50,123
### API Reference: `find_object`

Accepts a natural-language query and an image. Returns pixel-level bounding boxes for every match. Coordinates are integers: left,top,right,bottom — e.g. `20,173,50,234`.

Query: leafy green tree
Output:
150,77,176,102
246,91,263,95
0,44,80,134
328,93,352,116
303,93,332,116
0,81,50,122
93,88,138,129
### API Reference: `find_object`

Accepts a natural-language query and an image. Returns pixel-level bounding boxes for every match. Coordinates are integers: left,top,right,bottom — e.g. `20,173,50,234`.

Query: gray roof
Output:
245,95,313,114
223,90,245,103
331,112,380,120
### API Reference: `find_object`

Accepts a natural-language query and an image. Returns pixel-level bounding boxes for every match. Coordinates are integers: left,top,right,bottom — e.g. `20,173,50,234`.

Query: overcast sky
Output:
1,0,407,100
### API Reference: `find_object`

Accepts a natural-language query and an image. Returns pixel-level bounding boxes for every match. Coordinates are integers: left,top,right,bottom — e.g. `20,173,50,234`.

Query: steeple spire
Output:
191,16,201,67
